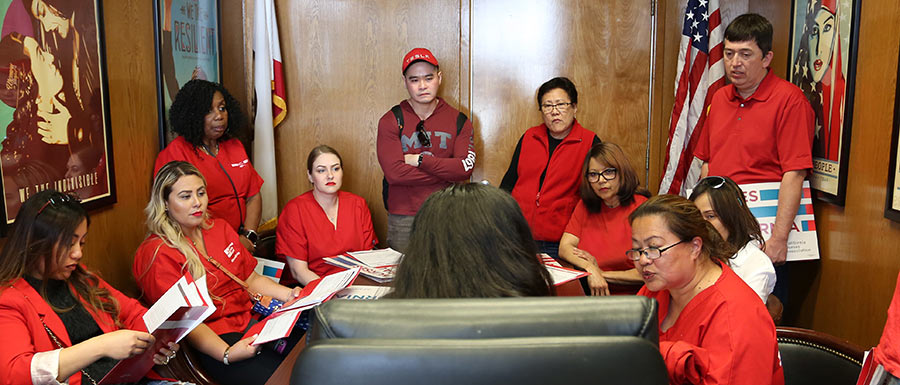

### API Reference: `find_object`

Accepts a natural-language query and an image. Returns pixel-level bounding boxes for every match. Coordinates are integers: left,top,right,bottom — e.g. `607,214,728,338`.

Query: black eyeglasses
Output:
540,102,573,113
625,239,687,261
37,194,80,215
587,168,617,183
416,121,431,147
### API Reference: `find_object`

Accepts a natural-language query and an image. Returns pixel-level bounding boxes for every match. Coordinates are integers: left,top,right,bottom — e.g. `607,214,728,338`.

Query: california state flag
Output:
253,0,286,222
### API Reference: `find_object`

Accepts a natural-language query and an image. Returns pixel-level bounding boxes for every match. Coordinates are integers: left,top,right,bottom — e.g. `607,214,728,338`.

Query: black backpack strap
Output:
456,112,468,135
384,104,405,211
391,105,404,138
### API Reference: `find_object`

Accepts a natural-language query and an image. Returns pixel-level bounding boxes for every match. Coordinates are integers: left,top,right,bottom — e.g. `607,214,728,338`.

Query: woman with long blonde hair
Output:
133,161,300,385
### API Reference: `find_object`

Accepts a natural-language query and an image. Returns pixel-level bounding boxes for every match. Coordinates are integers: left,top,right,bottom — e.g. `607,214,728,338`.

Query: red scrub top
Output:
276,191,378,277
638,264,784,385
155,137,264,231
875,271,900,377
564,194,647,272
133,218,256,336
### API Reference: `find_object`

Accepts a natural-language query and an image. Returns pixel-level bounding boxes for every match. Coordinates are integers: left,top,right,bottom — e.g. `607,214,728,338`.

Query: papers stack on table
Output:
539,253,590,286
324,248,403,283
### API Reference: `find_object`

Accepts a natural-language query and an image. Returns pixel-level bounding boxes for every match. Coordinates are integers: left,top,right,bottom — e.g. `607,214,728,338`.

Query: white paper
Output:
334,285,392,300
252,309,303,345
346,248,403,267
276,267,360,313
544,265,586,286
143,276,190,332
188,275,217,332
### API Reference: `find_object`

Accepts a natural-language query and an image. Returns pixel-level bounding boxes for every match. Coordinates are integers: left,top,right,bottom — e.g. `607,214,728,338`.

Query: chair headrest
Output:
308,296,659,344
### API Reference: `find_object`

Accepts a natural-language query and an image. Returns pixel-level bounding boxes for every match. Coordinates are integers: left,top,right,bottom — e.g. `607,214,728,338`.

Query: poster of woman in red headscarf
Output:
789,0,860,204
0,0,115,227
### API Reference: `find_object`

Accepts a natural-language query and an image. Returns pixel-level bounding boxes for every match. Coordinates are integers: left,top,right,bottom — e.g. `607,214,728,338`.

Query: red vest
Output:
510,121,596,241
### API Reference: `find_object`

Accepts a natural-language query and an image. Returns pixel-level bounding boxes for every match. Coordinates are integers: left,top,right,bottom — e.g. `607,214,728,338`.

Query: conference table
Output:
262,274,587,385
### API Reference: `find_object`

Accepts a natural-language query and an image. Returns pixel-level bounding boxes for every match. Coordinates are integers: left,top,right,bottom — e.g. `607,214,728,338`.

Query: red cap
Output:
402,48,439,73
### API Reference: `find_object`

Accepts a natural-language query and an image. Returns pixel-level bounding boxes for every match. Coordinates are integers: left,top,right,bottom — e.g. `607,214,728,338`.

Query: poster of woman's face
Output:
788,0,859,204
0,0,115,227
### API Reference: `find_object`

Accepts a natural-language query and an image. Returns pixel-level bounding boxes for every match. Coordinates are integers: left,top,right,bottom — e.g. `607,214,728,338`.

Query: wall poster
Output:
788,0,861,205
153,0,221,148
0,0,116,230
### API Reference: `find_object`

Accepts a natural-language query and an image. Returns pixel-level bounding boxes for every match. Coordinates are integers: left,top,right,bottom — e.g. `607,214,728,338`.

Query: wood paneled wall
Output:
273,0,655,243
79,0,162,295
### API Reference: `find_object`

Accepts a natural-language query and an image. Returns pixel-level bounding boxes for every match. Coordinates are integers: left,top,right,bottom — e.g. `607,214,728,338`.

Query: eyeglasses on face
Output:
37,194,80,215
416,120,431,147
587,168,617,183
540,102,573,113
625,239,687,261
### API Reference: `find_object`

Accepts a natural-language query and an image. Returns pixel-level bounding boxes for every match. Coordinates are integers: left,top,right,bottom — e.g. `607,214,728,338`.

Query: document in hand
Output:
324,253,396,283
244,267,361,345
544,264,590,286
98,274,215,384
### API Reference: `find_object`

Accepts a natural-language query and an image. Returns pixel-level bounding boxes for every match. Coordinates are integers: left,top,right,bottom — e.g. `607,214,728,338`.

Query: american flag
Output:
659,0,725,195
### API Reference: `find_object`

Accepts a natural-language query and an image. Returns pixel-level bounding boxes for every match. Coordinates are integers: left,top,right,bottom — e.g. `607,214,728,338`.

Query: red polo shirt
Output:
695,70,814,184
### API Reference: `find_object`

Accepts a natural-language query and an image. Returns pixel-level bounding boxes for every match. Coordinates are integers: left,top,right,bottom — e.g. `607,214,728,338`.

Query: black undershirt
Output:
25,276,122,384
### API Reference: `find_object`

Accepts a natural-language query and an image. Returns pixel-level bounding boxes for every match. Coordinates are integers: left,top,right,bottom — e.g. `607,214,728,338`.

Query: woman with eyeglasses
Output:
276,145,377,286
499,77,600,260
558,143,649,296
0,190,183,385
689,176,776,303
155,80,264,253
133,161,301,385
630,195,783,385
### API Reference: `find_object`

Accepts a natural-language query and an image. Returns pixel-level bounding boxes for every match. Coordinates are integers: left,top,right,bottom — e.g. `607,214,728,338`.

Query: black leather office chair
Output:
777,326,864,385
308,296,659,343
292,337,669,385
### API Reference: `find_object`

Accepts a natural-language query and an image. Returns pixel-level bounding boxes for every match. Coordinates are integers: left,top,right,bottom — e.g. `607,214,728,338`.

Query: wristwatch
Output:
417,154,424,167
242,228,259,244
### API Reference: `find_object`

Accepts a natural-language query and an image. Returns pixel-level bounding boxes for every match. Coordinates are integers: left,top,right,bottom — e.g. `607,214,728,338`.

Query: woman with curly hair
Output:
154,79,264,253
0,190,181,385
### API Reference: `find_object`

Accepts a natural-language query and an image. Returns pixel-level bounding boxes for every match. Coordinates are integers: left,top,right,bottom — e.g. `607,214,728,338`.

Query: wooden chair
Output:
777,326,864,385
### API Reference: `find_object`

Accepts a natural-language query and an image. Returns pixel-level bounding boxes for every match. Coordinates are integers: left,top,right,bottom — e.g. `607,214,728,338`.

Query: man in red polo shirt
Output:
376,48,476,252
694,14,815,303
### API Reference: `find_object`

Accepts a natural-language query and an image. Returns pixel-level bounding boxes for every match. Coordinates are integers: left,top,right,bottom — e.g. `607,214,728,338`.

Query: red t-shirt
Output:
875,271,900,377
564,194,647,272
133,219,256,335
694,70,814,184
154,137,264,231
276,191,378,277
638,264,784,385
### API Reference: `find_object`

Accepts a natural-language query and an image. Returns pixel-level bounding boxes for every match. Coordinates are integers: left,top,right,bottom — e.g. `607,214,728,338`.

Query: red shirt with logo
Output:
155,137,264,231
133,219,256,335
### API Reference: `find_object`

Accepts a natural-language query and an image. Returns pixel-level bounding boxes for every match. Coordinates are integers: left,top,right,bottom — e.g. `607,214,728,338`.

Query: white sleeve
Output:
30,349,66,385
